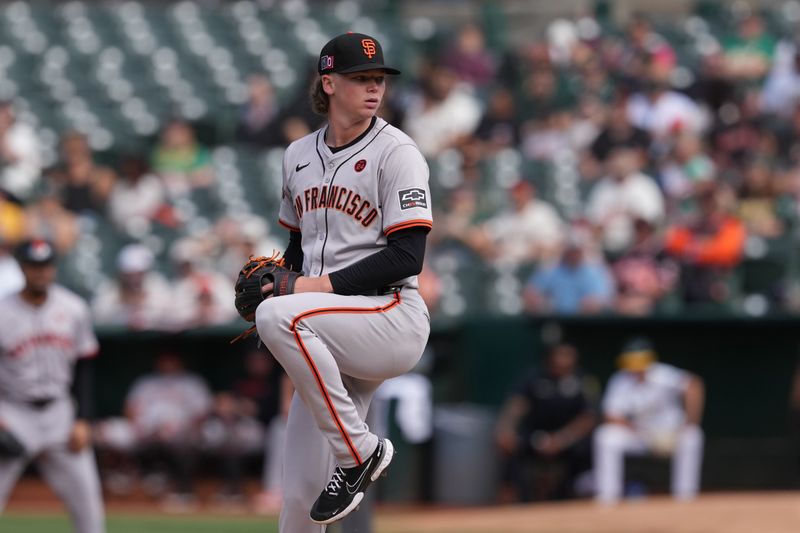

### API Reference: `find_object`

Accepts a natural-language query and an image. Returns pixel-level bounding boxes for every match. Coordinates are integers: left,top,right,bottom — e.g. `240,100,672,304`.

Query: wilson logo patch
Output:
398,188,427,210
354,159,367,172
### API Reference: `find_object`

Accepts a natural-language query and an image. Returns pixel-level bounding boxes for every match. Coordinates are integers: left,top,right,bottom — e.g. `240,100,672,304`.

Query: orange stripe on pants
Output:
289,293,401,466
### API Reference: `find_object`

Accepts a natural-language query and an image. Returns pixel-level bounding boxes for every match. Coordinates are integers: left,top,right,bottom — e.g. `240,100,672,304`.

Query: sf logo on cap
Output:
361,39,376,58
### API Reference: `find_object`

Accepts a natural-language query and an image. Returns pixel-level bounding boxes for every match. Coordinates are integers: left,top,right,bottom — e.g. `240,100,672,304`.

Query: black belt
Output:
27,397,56,409
365,286,403,296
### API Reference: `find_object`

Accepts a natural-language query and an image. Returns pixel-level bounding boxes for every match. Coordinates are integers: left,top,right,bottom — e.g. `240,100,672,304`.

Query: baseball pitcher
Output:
233,32,432,531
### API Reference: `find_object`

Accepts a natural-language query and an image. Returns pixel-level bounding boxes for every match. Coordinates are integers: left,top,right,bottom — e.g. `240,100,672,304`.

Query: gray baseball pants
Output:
0,397,105,533
255,288,429,533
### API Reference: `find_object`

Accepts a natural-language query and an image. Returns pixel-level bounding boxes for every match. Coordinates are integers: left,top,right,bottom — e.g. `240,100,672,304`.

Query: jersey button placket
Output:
315,165,330,276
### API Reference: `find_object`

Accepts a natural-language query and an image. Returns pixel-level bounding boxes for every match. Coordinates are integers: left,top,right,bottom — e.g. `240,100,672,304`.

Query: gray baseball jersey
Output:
0,285,104,533
257,117,432,532
0,285,98,401
278,116,433,283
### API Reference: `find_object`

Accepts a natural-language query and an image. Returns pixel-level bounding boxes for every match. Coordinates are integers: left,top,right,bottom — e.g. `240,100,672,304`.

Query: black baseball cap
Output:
15,239,56,265
318,32,401,75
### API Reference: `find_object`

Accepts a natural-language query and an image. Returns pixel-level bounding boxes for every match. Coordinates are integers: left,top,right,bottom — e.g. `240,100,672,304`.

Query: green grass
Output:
1,514,279,533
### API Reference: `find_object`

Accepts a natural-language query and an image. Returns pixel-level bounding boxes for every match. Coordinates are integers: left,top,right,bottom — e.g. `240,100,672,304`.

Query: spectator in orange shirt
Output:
664,184,746,305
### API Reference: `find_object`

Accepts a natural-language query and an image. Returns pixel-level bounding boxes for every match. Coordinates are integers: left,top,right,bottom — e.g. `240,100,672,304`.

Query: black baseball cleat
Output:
309,438,394,525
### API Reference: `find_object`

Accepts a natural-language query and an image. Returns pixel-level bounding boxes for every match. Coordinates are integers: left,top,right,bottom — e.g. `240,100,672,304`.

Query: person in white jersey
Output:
594,337,705,504
252,32,432,529
0,240,105,533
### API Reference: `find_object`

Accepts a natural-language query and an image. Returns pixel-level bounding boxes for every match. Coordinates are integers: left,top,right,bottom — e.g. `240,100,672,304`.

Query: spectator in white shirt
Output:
91,244,173,330
594,337,704,504
0,101,41,202
403,62,482,157
471,180,565,268
586,145,665,254
108,156,169,235
168,238,237,329
626,62,707,139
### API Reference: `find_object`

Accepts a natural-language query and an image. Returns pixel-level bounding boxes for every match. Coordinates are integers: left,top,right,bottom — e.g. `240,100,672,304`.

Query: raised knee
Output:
255,298,290,345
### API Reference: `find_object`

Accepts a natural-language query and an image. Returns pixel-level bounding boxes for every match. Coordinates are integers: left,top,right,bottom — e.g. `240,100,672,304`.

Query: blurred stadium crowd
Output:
2,0,800,515
2,1,800,324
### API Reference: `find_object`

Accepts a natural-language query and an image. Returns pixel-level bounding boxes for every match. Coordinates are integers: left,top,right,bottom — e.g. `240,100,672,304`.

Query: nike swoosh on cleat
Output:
295,162,311,172
345,459,372,494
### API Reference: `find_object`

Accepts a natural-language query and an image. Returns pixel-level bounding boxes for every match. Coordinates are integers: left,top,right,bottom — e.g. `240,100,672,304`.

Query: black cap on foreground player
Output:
318,32,401,75
14,239,56,265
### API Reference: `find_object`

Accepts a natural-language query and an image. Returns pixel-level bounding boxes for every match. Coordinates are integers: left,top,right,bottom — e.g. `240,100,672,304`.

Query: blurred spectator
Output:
626,61,707,140
687,51,737,114
760,38,800,116
213,215,283,281
658,133,716,209
664,184,746,305
519,65,575,123
125,351,212,508
94,351,213,507
736,158,796,239
428,188,482,257
0,239,23,298
417,261,443,316
440,22,497,88
589,95,651,163
721,13,776,83
47,131,115,216
151,119,214,195
523,229,614,315
605,14,676,84
469,180,565,268
108,155,173,235
403,61,482,157
169,238,237,329
495,343,597,502
776,103,800,167
586,145,665,255
91,243,173,330
611,218,679,316
522,107,583,162
709,89,768,172
594,337,704,504
0,101,41,202
200,392,264,505
23,187,80,254
231,348,291,513
474,86,521,153
235,74,283,148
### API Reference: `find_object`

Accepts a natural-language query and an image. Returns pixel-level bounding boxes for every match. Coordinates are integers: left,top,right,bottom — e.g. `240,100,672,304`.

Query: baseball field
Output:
5,489,800,533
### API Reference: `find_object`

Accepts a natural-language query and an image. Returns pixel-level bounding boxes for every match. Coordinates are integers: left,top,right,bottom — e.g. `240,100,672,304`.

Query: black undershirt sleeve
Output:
72,357,94,420
329,227,428,295
283,230,304,273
